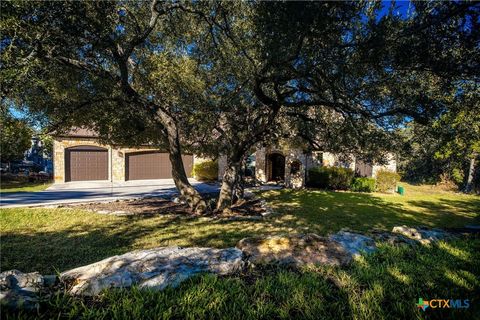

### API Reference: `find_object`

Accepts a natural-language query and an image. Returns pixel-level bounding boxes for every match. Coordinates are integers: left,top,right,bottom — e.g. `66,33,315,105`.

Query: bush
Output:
307,166,354,190
351,177,376,192
375,169,400,193
192,160,218,181
307,167,329,188
0,173,28,182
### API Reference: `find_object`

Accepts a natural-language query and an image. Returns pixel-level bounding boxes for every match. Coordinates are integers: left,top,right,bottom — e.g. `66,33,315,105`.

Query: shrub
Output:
307,167,329,188
0,173,28,182
307,166,354,190
436,173,459,191
351,177,376,192
192,160,218,181
375,169,400,193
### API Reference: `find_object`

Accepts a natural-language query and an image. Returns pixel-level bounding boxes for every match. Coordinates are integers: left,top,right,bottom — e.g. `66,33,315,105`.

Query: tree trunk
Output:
216,160,242,212
233,158,246,201
160,114,207,214
464,155,476,193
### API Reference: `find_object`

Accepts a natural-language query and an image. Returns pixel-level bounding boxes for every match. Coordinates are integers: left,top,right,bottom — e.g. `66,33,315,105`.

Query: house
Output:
251,146,397,188
25,136,53,173
53,128,196,183
53,128,396,187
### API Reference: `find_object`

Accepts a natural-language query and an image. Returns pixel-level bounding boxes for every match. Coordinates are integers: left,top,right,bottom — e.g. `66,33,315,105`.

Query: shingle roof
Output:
56,127,98,138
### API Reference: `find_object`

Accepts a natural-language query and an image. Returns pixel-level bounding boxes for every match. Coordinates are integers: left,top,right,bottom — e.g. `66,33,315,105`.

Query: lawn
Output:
261,183,480,235
1,183,479,319
1,183,478,274
0,180,52,193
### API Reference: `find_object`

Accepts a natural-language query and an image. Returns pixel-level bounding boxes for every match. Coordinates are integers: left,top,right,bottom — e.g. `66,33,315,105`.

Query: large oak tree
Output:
1,1,478,210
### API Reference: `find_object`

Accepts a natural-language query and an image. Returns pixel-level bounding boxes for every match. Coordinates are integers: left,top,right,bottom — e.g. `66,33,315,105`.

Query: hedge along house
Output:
53,128,196,183
253,146,397,189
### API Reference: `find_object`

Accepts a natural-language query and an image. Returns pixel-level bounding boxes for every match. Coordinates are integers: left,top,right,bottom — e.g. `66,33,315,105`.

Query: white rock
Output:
392,226,454,244
0,270,47,310
60,247,244,296
329,231,377,257
112,210,129,215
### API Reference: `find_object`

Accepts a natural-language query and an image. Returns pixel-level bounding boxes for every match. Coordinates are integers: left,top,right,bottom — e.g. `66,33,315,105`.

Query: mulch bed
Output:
66,197,269,219
67,197,191,216
217,199,268,217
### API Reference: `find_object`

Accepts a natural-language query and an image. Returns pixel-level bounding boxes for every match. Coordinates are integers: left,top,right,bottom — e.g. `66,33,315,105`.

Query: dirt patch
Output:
227,199,268,215
62,192,273,220
66,196,274,219
210,198,273,220
68,197,191,216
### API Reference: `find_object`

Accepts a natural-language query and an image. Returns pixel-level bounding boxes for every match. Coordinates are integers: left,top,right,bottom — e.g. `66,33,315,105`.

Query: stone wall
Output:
254,148,267,182
253,144,397,188
284,149,308,189
321,152,355,170
321,152,336,167
255,147,308,188
111,148,125,182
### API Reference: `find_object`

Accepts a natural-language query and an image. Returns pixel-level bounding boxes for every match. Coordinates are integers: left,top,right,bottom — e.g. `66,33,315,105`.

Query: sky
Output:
378,0,413,19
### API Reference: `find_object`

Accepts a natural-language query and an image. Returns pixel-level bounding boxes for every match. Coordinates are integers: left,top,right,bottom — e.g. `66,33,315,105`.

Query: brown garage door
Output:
126,151,193,180
65,146,108,182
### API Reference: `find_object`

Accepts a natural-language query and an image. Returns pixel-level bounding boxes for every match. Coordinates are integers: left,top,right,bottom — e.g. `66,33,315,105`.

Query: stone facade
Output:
55,135,396,186
53,137,195,183
253,146,396,188
254,148,267,182
284,149,308,189
254,147,312,188
53,137,112,183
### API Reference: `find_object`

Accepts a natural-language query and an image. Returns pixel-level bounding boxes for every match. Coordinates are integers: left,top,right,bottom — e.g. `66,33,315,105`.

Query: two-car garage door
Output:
65,147,193,182
126,151,193,181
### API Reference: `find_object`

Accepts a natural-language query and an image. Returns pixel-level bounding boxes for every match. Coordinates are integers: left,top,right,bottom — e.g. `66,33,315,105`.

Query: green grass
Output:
0,180,52,193
1,183,479,319
1,183,478,274
261,183,480,235
5,239,480,320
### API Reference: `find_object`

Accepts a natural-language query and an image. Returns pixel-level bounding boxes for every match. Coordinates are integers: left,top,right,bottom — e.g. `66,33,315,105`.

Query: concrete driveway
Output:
0,179,219,208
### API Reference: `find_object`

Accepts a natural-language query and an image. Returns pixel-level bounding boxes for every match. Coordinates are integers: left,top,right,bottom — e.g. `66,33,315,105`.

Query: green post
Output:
397,186,405,195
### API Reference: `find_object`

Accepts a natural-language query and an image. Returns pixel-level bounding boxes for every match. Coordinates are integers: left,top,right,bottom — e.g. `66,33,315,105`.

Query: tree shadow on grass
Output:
260,190,479,235
0,214,188,274
2,193,479,319
336,239,480,320
407,197,480,225
2,190,478,275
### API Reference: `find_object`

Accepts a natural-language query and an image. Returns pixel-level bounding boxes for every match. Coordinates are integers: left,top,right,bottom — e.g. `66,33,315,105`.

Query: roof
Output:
56,127,99,138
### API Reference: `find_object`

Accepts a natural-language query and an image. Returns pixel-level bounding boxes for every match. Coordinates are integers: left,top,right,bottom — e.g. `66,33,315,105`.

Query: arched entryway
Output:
267,152,285,181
